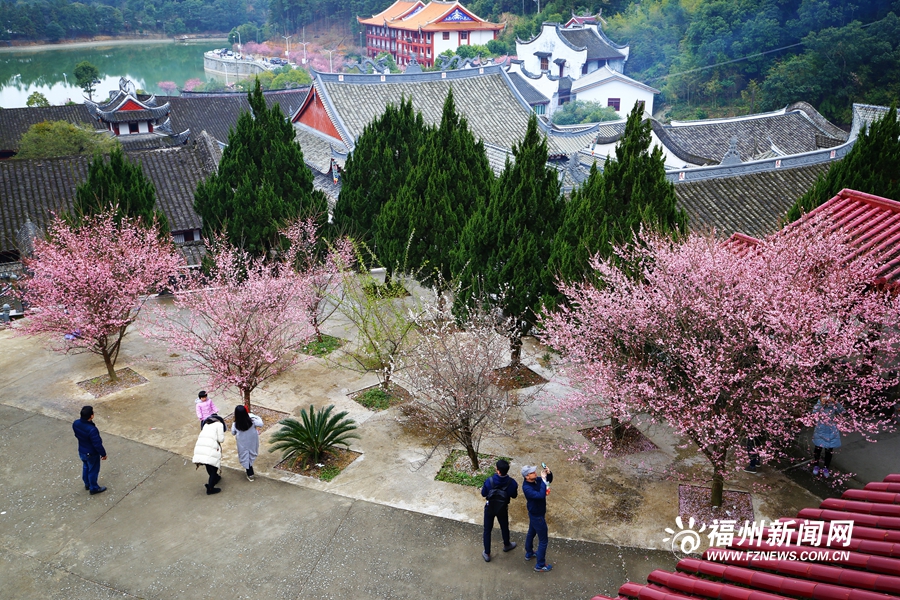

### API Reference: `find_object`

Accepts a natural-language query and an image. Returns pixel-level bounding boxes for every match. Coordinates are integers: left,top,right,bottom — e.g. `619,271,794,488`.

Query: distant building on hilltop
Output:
359,0,503,68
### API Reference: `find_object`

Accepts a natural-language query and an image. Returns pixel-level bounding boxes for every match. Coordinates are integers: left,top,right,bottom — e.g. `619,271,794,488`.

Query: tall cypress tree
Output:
194,79,325,256
786,104,900,222
73,146,168,233
333,96,426,246
454,113,563,365
376,88,493,284
549,101,687,284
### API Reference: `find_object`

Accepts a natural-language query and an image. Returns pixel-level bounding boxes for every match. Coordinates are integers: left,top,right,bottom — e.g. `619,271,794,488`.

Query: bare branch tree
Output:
397,299,526,471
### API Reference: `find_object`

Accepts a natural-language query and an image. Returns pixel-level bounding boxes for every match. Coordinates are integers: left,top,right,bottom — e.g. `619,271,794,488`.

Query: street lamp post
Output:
533,0,540,14
282,34,292,58
297,41,310,65
324,48,336,73
236,31,241,53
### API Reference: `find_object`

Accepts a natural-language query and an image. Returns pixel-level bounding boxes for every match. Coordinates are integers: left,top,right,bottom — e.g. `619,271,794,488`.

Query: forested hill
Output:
482,0,898,125
0,0,268,40
3,0,898,125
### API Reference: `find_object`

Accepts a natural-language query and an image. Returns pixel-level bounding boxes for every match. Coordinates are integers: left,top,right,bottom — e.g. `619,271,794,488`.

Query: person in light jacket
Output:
811,395,843,479
193,414,226,495
231,405,263,481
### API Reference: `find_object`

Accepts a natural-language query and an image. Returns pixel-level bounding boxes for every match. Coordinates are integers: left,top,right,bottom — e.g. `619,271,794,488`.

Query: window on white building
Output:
608,98,621,111
540,56,548,70
442,32,450,40
534,104,545,115
460,32,468,40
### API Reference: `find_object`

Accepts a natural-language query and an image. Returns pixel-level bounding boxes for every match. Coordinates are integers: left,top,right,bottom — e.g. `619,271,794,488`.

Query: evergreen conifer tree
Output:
194,80,325,256
786,104,900,222
73,146,168,233
454,113,563,365
376,89,493,284
333,97,426,245
549,101,687,284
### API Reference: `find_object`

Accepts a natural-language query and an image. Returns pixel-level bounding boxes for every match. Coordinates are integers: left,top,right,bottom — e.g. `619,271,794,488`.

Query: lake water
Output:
0,40,225,108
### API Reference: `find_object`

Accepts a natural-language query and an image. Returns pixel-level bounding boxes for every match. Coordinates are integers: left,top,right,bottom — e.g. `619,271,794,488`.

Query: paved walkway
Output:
0,405,672,600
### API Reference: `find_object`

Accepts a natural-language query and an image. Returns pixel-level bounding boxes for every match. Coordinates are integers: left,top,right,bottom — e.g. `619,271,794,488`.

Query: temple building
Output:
359,1,503,67
84,78,189,143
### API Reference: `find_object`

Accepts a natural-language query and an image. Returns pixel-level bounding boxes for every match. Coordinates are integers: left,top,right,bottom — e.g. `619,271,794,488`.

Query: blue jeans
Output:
526,515,549,568
483,506,511,554
80,452,101,491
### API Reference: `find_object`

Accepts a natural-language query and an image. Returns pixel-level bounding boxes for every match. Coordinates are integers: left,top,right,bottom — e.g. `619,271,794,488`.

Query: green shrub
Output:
434,450,513,487
268,404,359,467
301,334,343,357
355,387,392,411
318,465,341,481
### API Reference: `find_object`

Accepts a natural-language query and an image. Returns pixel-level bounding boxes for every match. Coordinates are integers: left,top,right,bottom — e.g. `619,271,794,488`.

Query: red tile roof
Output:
725,189,900,284
592,473,900,600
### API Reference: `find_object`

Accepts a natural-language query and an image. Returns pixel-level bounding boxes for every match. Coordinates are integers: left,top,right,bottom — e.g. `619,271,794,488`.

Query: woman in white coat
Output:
193,414,226,495
231,405,263,481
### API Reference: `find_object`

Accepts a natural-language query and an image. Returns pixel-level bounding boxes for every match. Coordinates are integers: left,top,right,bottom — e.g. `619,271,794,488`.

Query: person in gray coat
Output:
232,405,263,481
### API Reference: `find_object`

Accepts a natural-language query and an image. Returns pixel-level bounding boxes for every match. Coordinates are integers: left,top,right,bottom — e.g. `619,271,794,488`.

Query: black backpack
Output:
485,480,510,516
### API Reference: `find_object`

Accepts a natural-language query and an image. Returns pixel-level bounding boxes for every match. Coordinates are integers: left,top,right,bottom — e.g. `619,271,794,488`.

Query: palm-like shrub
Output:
268,404,360,467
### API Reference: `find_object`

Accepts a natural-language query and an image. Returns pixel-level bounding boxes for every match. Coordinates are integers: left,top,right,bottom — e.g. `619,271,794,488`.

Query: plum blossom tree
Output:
19,212,184,382
150,221,343,410
540,223,900,507
397,300,522,471
280,218,355,343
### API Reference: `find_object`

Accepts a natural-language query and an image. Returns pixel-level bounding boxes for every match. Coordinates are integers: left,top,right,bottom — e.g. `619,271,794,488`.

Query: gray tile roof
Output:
0,105,93,154
673,162,829,238
660,109,847,165
315,69,594,157
167,88,310,145
506,72,549,105
294,125,348,173
558,28,626,61
0,141,215,255
0,89,310,155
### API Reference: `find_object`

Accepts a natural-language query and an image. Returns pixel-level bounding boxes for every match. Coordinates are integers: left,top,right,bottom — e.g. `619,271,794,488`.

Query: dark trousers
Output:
814,446,833,468
526,515,549,568
205,464,221,488
747,437,760,469
80,452,101,491
483,506,511,554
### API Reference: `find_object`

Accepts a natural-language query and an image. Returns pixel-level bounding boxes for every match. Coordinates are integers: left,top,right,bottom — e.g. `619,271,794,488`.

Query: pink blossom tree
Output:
280,219,355,343
149,221,344,410
182,78,202,92
19,212,184,382
157,81,177,94
540,223,900,507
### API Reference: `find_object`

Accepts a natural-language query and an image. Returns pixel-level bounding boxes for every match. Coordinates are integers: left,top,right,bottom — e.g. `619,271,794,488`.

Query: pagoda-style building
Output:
359,1,503,67
85,78,189,144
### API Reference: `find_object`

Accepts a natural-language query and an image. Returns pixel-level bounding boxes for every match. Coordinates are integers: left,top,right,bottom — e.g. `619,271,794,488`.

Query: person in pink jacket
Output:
195,391,218,428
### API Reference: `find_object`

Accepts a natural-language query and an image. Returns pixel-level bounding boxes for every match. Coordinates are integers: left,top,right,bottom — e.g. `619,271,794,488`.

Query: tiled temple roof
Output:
673,163,829,238
0,141,215,255
558,27,626,61
506,72,549,105
309,68,597,158
0,105,93,155
165,88,310,145
661,108,847,165
727,189,900,283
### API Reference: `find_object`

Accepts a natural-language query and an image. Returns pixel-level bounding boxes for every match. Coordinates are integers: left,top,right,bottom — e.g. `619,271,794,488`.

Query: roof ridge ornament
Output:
720,136,742,166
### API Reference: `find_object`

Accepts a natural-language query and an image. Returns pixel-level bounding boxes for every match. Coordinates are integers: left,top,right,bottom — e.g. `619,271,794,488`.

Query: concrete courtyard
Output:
2,295,894,599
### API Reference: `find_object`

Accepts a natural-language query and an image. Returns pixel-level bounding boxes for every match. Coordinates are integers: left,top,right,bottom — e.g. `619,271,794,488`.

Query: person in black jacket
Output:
522,464,553,572
72,405,108,495
480,459,518,562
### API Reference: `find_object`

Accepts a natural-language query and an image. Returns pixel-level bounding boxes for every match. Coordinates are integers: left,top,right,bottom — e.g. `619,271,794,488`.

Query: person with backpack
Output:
480,459,518,562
